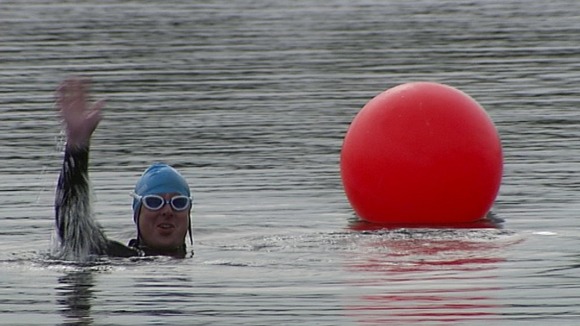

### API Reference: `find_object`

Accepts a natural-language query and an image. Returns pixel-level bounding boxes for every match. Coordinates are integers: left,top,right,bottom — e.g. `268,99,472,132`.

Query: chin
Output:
151,239,180,249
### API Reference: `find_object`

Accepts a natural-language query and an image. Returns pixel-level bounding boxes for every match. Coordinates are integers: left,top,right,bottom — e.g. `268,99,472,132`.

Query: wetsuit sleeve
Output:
55,146,89,240
54,145,108,257
107,240,142,258
54,145,140,258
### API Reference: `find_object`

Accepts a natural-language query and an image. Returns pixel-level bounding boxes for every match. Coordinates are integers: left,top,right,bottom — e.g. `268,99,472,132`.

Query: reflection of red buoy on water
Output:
340,82,503,225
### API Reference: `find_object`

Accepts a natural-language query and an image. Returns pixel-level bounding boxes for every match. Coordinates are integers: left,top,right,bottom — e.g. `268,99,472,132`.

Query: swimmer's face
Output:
138,193,189,251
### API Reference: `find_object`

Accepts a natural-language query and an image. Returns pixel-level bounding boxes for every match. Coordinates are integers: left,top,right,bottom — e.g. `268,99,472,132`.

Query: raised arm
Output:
54,77,109,260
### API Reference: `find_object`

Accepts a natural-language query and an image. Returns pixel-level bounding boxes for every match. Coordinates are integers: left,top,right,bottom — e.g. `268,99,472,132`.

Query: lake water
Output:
1,0,579,325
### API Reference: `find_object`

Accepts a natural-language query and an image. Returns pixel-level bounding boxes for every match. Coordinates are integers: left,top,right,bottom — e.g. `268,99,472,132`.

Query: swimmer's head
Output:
132,163,193,250
132,163,191,222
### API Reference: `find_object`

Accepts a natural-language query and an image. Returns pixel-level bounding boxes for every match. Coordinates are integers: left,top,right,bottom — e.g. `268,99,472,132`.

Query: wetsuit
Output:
54,145,187,258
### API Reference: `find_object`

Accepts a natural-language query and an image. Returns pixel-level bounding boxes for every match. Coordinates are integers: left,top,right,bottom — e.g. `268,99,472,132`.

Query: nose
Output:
159,202,174,216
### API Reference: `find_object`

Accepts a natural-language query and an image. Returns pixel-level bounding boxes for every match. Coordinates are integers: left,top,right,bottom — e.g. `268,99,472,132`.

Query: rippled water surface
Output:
1,0,579,325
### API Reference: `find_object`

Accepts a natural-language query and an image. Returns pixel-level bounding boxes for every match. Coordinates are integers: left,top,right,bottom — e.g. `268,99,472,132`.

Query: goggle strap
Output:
188,216,193,246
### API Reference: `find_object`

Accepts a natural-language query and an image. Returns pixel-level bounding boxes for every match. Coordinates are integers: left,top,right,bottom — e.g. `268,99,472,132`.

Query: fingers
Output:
86,99,105,128
56,76,85,105
90,98,106,113
55,76,107,148
55,76,107,124
56,76,92,114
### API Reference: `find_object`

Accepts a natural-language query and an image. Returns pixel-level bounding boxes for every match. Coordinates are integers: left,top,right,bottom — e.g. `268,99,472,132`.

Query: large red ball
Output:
340,82,503,225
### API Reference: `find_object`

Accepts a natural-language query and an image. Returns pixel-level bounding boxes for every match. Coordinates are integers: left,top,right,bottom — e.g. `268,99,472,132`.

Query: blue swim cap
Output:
132,163,191,221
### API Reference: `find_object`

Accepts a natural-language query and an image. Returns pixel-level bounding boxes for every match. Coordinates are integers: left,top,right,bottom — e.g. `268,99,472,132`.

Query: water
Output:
1,0,579,324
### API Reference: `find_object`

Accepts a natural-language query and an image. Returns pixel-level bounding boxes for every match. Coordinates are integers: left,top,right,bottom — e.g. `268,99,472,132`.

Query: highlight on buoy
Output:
340,82,503,225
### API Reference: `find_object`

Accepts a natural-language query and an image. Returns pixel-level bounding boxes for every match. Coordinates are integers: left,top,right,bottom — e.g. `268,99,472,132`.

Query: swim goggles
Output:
131,193,192,212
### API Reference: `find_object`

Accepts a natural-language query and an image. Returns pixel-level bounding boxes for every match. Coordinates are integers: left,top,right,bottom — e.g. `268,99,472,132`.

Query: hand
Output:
56,76,105,148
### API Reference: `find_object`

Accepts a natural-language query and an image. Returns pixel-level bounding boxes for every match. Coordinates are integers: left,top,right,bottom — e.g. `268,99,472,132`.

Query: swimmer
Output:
54,76,193,259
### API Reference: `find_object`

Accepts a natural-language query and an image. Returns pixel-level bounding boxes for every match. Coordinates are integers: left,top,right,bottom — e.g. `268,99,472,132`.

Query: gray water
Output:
1,0,579,325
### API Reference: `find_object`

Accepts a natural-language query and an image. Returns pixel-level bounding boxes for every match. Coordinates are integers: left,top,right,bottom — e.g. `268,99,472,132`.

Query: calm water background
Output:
0,0,579,325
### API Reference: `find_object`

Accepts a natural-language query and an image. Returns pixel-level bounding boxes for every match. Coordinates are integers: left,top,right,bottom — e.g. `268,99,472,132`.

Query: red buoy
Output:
340,82,503,225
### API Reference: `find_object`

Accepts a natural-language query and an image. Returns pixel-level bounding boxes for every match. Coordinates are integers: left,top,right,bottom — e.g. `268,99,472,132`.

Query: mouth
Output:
156,223,175,230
